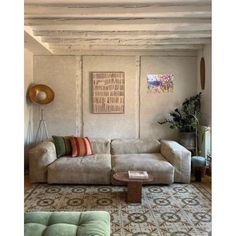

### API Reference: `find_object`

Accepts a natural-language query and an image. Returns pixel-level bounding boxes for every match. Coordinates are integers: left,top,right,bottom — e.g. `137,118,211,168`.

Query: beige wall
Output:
197,44,212,126
83,56,138,139
33,56,77,137
33,54,198,140
140,56,197,139
24,48,34,169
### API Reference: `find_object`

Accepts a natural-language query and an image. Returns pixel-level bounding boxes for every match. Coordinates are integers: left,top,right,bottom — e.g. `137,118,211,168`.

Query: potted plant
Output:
158,93,201,151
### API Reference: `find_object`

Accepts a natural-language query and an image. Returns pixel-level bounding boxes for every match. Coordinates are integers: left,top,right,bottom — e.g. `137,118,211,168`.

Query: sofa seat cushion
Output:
48,154,111,184
111,153,174,184
25,211,110,236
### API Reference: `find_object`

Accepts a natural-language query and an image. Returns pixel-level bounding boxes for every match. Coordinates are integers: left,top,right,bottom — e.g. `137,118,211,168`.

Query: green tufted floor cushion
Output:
24,211,110,236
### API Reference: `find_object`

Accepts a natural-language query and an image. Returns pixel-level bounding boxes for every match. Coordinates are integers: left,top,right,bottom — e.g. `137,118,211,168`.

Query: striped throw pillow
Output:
52,136,72,158
70,137,93,157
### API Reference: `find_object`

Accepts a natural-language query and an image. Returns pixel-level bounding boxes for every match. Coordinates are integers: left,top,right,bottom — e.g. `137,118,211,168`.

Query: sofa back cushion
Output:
111,139,161,154
90,138,110,154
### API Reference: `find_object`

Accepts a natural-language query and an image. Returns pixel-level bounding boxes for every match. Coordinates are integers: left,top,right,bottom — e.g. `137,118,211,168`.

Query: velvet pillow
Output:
70,137,93,157
52,136,72,157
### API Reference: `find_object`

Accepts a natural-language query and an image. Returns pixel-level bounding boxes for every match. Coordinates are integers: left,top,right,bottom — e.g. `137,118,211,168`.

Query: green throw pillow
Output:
52,136,72,157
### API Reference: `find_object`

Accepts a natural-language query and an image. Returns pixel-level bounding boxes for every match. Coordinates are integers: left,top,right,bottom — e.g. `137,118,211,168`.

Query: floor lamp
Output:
28,84,55,144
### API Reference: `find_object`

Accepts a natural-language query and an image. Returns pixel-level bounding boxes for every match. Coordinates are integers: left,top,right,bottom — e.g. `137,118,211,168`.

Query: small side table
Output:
191,156,206,182
206,154,212,176
113,172,153,203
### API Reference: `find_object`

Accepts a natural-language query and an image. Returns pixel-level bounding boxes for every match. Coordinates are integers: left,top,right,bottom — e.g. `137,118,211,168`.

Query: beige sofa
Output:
28,138,191,184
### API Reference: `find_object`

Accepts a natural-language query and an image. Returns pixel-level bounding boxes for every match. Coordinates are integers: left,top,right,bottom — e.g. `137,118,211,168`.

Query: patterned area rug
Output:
25,184,211,236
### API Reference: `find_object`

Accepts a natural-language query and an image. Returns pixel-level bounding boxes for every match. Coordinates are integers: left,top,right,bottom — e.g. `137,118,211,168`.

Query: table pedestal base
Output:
127,182,142,203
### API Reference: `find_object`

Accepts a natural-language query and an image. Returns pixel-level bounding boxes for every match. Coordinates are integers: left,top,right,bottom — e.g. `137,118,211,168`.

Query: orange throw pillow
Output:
70,137,93,157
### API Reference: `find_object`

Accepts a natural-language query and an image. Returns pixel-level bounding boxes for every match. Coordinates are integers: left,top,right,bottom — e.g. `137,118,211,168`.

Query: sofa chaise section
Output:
111,138,191,184
111,138,174,184
112,153,174,184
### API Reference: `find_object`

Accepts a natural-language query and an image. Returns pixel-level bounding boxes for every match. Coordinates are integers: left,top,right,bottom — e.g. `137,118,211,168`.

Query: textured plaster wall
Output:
197,44,212,126
33,56,77,137
83,56,138,139
24,48,34,169
140,56,197,140
33,55,198,140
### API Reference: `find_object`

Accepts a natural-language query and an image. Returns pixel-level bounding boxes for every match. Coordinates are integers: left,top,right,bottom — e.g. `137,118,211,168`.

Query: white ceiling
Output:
24,0,211,55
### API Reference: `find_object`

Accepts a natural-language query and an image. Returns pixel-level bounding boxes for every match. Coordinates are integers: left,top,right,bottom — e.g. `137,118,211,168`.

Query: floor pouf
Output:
24,211,110,236
191,156,206,182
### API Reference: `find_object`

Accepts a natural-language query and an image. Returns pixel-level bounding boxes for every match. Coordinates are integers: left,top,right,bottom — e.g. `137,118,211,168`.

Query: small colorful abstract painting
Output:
147,74,174,93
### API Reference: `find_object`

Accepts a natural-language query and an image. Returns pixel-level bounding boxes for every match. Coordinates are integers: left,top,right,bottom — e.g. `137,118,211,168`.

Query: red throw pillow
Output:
70,137,93,157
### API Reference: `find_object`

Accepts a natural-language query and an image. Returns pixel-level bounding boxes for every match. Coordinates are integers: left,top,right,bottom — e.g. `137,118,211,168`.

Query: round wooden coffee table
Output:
113,171,153,203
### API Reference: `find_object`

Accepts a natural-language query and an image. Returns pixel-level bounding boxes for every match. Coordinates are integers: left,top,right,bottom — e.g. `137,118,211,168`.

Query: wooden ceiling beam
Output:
24,0,211,6
43,38,211,46
34,30,211,38
51,49,198,56
41,34,211,41
25,18,211,33
25,5,211,19
25,18,211,26
28,24,211,32
49,44,203,51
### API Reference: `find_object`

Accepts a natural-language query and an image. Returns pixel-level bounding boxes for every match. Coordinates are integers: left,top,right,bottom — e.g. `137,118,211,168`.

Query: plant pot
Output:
179,132,196,150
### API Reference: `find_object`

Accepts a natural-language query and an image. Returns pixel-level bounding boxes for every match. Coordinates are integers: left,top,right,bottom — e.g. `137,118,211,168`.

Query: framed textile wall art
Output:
92,72,125,114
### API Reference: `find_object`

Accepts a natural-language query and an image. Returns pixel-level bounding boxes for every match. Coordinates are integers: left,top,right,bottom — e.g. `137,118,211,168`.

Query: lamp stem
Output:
35,106,49,144
40,107,44,120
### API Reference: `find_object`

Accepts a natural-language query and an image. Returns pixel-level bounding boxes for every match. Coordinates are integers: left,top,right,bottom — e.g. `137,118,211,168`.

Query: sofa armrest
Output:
160,140,191,183
28,141,57,183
